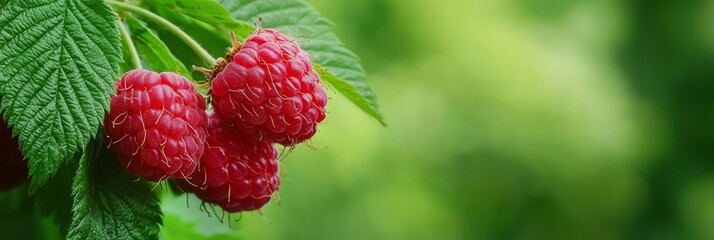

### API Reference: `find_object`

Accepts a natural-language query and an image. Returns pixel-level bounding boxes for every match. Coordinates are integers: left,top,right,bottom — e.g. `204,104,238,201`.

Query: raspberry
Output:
0,121,27,191
187,111,280,212
104,70,208,181
210,29,328,146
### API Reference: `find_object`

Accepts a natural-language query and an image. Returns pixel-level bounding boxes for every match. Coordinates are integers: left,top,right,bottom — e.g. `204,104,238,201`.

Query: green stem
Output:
117,20,142,70
108,0,216,66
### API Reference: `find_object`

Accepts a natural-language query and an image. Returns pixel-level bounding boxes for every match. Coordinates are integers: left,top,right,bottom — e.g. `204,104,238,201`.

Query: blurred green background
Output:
161,0,714,239
4,0,711,239
0,0,714,240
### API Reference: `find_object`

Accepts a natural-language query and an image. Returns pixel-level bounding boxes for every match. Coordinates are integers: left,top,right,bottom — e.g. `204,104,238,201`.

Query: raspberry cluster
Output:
104,28,326,212
0,121,27,191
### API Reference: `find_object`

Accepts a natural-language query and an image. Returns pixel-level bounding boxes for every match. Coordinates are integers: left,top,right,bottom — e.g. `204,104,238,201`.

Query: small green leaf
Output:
218,0,386,125
137,4,231,80
143,0,250,29
139,0,254,45
126,15,190,76
67,144,162,240
0,0,122,191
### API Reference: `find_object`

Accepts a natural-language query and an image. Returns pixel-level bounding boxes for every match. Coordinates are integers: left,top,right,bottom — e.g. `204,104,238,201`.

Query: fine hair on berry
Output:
187,111,280,212
104,70,208,182
210,28,328,146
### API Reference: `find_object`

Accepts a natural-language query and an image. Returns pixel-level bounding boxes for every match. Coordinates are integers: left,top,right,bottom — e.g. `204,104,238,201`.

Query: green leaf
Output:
125,15,190,76
143,0,248,28
218,0,386,125
67,144,162,240
138,3,232,80
0,0,122,191
139,0,252,80
314,64,382,124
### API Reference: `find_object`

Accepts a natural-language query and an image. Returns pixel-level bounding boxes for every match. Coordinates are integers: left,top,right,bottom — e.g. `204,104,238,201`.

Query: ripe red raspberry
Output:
187,111,280,212
210,29,328,146
0,121,27,191
104,70,208,181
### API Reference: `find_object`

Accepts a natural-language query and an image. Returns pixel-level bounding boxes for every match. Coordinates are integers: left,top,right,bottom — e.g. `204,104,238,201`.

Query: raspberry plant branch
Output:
108,0,216,67
117,20,142,70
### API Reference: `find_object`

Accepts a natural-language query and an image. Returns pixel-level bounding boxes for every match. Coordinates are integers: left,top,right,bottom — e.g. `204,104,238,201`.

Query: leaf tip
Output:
376,116,388,127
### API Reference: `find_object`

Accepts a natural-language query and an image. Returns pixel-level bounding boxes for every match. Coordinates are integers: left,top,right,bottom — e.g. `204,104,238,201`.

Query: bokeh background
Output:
161,0,714,239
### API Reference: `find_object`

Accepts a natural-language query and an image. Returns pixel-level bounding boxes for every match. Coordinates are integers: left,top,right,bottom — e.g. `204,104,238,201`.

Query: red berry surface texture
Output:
0,121,27,191
104,70,208,181
189,111,280,212
211,29,328,146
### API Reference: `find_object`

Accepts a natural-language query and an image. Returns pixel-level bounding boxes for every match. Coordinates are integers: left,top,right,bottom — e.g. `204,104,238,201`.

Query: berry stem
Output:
117,20,142,70
108,1,216,66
